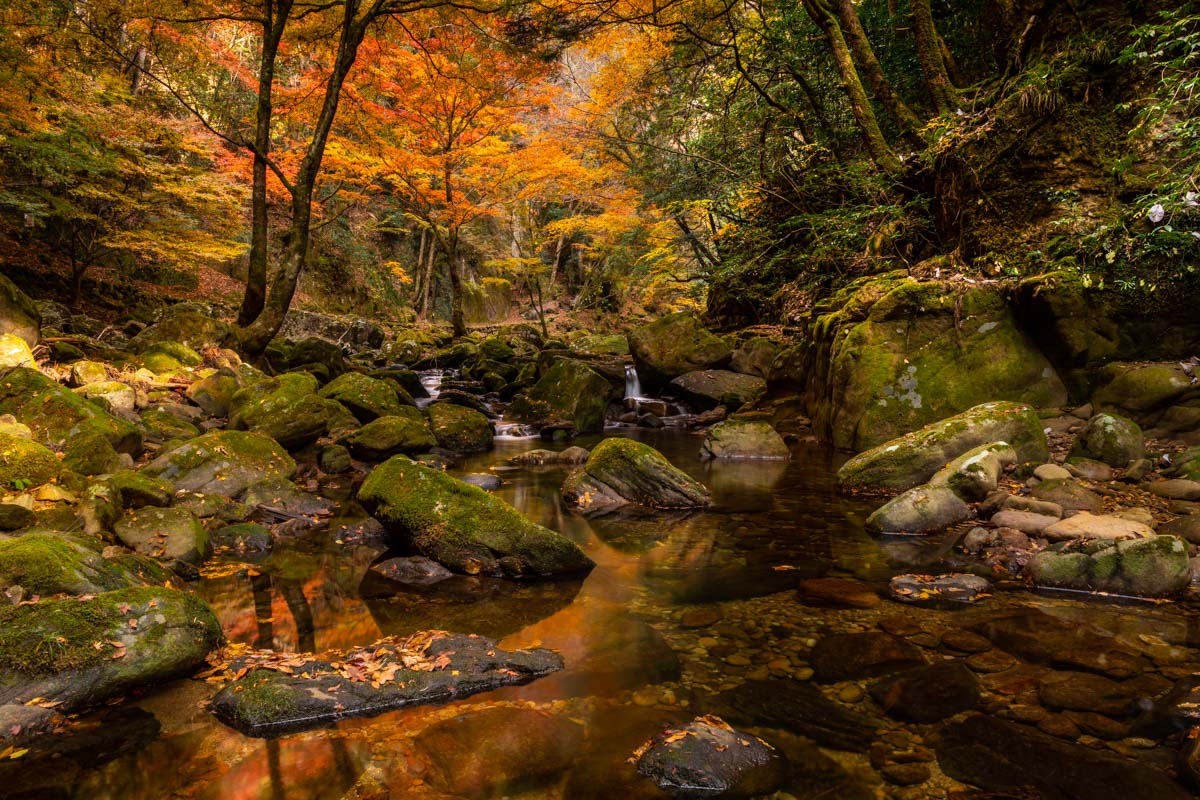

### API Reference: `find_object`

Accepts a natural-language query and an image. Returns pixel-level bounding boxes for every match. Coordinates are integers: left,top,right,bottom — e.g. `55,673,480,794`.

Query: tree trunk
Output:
802,0,903,175
833,0,923,145
447,230,466,338
420,235,437,318
912,0,957,116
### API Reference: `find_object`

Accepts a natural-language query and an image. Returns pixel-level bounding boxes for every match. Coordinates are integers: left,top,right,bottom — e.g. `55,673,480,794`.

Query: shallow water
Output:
7,429,1199,799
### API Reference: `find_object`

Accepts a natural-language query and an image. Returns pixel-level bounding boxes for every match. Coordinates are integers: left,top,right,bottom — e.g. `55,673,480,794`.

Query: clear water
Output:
6,429,1197,799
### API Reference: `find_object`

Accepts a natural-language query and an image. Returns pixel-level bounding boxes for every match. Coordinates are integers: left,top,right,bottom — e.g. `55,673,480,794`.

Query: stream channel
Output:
6,426,1200,798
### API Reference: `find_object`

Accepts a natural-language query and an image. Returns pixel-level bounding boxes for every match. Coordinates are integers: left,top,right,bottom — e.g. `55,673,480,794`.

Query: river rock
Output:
699,419,789,460
369,556,453,585
210,522,272,552
888,573,991,604
210,632,564,736
936,715,1192,800
0,432,65,491
699,679,882,752
1038,670,1168,717
1041,512,1153,542
510,447,590,466
340,414,436,461
507,359,616,434
561,438,710,515
810,632,926,682
75,380,137,416
317,371,413,422
797,577,879,608
865,485,972,534
1029,535,1190,597
359,455,593,577
129,310,235,353
185,370,242,417
140,341,202,374
634,716,787,799
0,274,40,347
241,476,334,518
1093,362,1196,420
1145,479,1200,501
0,367,142,454
669,369,766,411
1030,478,1104,513
628,313,732,393
0,587,221,711
142,430,296,497
966,606,1146,678
730,337,781,380
999,494,1063,517
870,662,980,722
1160,512,1200,543
427,402,493,453
0,334,35,369
113,506,210,575
0,532,169,596
1066,457,1115,481
1071,412,1144,467
928,441,1017,501
278,309,383,351
228,372,344,450
837,402,1048,493
459,473,501,490
989,509,1058,534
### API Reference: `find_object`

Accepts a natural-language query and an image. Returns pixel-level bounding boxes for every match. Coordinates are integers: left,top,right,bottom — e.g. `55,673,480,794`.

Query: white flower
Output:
1185,191,1198,207
1149,203,1166,223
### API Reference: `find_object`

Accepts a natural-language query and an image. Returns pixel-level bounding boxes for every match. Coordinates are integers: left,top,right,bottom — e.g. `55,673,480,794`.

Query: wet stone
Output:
965,650,1017,674
888,573,991,605
796,577,879,609
680,607,723,628
634,716,788,799
940,630,993,653
966,606,1147,679
1037,671,1171,718
881,763,930,786
809,632,926,682
1037,713,1082,740
369,556,454,586
869,662,981,723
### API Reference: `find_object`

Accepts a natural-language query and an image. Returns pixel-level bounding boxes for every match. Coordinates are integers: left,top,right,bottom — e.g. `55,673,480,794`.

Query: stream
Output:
7,428,1200,798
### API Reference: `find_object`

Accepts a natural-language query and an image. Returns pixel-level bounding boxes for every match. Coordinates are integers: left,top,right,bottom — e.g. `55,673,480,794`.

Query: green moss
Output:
340,415,437,460
427,403,492,453
628,313,731,390
63,430,122,476
317,371,411,422
141,342,202,374
0,367,143,454
230,670,299,728
0,432,63,489
506,360,614,434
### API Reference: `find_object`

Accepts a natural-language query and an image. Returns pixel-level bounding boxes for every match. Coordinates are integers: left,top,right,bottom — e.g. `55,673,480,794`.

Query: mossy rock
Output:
700,420,790,460
240,477,334,518
211,522,272,552
67,361,109,387
0,432,64,491
730,337,783,381
140,407,201,443
140,342,203,374
114,506,210,574
0,586,221,710
813,279,1066,450
837,402,1048,494
317,371,414,423
228,372,341,450
478,336,516,361
130,311,235,353
63,430,123,476
1092,362,1196,420
279,336,347,378
141,430,295,498
864,485,973,534
0,273,40,347
1070,413,1144,468
340,415,437,461
1029,535,1190,598
561,438,711,515
628,313,732,392
507,360,616,434
0,333,35,369
0,367,143,454
0,532,158,596
928,442,1017,502
358,456,593,577
572,334,629,357
185,371,240,417
427,403,493,454
670,369,767,410
1030,478,1104,513
107,469,174,509
318,444,353,474
74,381,137,416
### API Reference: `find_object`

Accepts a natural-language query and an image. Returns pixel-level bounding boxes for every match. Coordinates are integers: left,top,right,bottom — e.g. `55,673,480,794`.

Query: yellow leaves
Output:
0,746,28,760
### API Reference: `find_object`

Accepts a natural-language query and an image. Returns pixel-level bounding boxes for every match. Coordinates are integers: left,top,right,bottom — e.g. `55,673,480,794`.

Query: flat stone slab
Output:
990,509,1058,534
209,631,563,737
1042,512,1153,542
889,573,991,605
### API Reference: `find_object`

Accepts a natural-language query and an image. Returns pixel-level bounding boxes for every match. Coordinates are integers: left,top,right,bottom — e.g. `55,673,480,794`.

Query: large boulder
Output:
228,372,343,450
864,485,973,534
340,414,436,461
1092,362,1199,428
1029,535,1190,597
669,369,766,410
730,337,783,381
358,456,594,577
129,310,235,353
700,419,790,460
427,403,493,453
0,432,65,490
0,532,169,596
927,442,1017,501
1070,412,1144,468
801,275,1067,450
277,309,383,351
0,274,40,347
628,312,732,392
0,587,221,711
113,507,210,575
561,438,710,515
0,367,142,454
317,371,413,423
141,430,296,497
507,359,616,434
838,401,1048,494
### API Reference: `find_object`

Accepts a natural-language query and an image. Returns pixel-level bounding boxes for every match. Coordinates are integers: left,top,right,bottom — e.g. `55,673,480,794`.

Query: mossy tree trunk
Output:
911,0,957,116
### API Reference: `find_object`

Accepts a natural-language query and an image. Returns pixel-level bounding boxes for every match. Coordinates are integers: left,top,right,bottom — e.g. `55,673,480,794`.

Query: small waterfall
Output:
624,364,643,399
416,369,445,409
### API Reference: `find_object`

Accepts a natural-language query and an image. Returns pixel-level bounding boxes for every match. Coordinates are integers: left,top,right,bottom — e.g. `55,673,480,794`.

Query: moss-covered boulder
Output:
1070,413,1144,468
0,367,142,454
864,485,973,534
114,506,210,575
700,419,790,460
837,402,1048,494
0,333,35,369
241,477,334,518
281,336,347,378
507,360,616,434
1029,535,1190,597
427,403,493,453
211,522,272,552
185,371,242,418
140,406,200,444
107,469,174,509
730,337,783,381
1092,362,1197,422
572,334,630,356
628,312,732,392
928,442,1017,502
0,273,40,347
317,371,413,423
75,380,137,415
359,456,593,577
0,532,164,596
561,438,710,515
129,310,235,353
340,415,437,461
0,586,221,711
228,372,342,450
670,370,767,410
140,341,203,374
0,432,64,491
62,429,123,476
806,275,1067,450
66,361,109,387
142,430,295,497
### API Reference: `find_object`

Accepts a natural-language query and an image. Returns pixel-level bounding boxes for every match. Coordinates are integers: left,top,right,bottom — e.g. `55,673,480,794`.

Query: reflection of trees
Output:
251,572,316,653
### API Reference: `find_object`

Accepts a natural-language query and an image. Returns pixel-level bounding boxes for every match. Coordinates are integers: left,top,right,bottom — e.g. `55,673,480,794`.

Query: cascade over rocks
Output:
561,438,711,515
